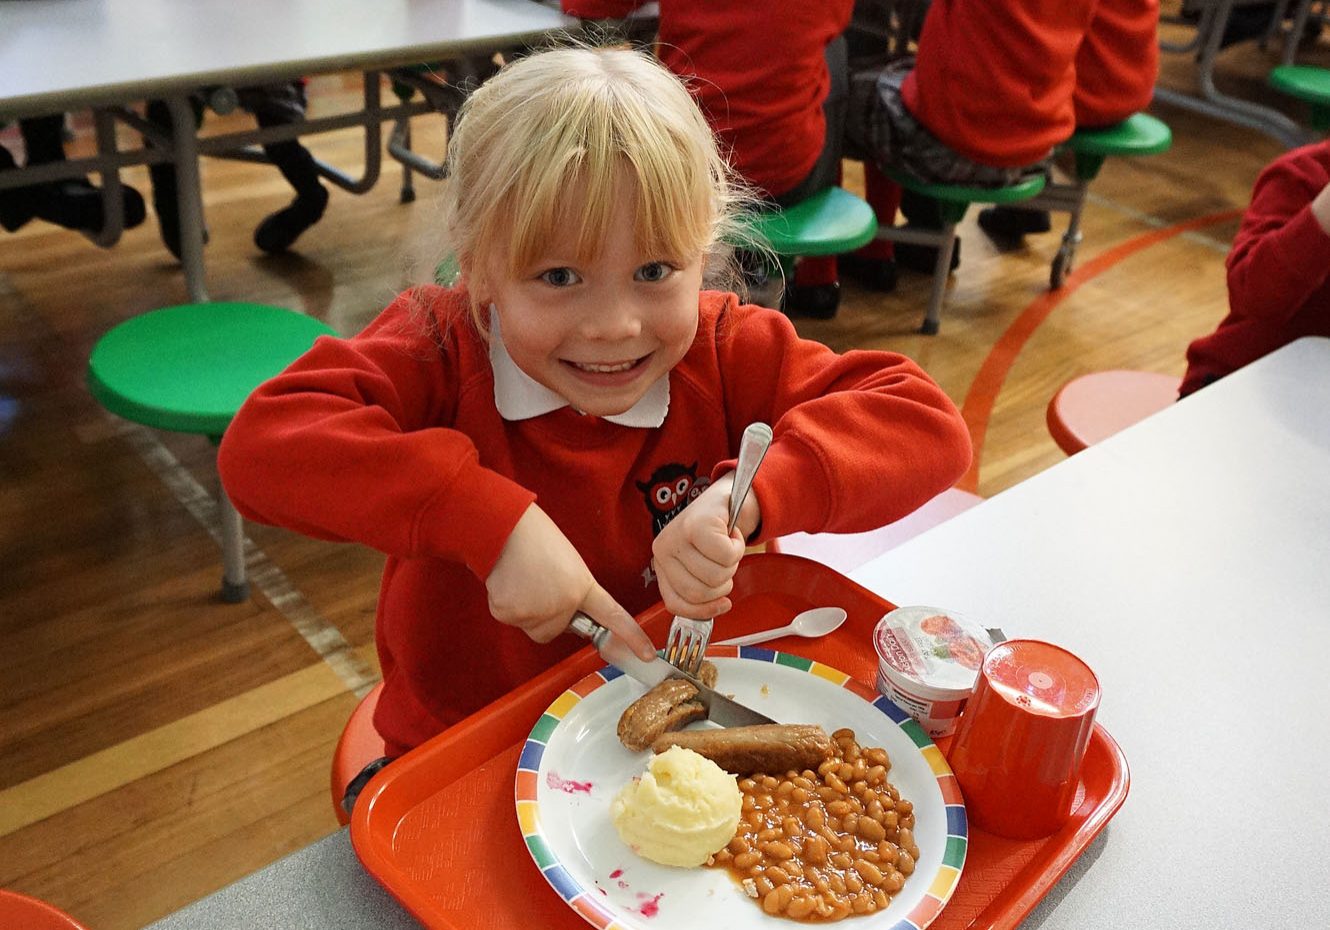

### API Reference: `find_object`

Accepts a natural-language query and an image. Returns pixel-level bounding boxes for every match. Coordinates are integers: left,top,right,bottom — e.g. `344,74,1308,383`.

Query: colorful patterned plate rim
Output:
514,646,968,930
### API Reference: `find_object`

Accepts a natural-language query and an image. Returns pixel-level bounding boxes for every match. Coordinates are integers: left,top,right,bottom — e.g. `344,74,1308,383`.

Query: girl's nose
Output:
579,294,644,341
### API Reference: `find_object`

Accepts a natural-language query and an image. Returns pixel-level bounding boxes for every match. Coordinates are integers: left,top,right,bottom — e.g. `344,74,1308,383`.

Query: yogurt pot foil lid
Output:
873,606,994,694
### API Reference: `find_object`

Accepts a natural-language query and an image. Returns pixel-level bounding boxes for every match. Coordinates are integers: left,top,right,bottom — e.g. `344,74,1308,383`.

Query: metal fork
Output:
664,422,773,676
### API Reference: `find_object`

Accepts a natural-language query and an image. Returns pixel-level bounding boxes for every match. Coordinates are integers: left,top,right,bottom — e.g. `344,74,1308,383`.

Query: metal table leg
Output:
165,94,209,303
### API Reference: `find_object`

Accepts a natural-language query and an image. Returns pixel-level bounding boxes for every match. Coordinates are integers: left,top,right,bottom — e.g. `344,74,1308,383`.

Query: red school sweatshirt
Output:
1182,142,1330,397
902,0,1157,167
218,288,971,754
562,0,854,198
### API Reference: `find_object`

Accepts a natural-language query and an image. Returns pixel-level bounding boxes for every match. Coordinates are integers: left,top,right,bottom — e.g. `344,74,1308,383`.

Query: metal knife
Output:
568,613,776,727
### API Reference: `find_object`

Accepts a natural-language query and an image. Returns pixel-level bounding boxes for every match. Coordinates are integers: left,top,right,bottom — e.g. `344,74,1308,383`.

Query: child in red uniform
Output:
562,0,856,316
847,0,1158,266
218,48,970,791
1180,141,1330,397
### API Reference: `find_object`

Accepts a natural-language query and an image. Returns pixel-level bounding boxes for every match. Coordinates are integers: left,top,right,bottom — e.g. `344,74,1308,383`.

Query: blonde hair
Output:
436,43,759,326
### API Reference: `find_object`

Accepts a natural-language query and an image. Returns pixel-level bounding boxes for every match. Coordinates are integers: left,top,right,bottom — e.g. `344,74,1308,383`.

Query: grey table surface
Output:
0,0,574,118
143,829,421,930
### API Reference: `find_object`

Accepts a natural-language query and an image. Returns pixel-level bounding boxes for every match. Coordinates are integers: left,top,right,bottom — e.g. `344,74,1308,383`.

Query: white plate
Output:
515,648,967,929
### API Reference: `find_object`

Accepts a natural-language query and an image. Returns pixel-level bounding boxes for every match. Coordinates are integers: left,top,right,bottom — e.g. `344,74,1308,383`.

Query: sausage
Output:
650,724,835,776
617,661,719,752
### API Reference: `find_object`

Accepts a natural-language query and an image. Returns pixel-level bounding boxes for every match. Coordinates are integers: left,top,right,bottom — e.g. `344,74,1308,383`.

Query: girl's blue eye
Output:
636,262,672,283
540,267,580,287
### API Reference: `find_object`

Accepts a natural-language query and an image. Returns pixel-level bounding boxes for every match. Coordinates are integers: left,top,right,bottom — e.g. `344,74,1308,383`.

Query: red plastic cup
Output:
947,639,1100,839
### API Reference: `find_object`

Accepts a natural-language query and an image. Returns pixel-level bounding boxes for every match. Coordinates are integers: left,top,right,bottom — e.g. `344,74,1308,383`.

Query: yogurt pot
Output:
872,606,996,737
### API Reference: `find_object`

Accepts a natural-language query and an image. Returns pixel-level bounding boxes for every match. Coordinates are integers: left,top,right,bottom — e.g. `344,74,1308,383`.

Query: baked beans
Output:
709,729,920,922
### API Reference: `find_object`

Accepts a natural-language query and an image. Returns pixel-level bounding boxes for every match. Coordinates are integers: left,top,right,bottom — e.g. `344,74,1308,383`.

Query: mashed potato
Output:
611,745,742,867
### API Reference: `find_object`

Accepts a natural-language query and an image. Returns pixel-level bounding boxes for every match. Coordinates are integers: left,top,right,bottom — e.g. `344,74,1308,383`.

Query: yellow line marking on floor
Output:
0,662,349,836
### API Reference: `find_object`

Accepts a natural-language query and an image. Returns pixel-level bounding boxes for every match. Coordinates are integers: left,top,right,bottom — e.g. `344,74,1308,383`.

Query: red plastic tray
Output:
353,553,1128,930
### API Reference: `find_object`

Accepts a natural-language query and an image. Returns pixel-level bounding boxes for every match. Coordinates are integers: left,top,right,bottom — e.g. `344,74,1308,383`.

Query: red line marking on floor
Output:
958,208,1243,493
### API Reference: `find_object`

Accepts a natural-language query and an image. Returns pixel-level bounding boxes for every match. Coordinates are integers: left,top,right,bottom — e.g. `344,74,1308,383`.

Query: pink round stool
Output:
1046,370,1180,455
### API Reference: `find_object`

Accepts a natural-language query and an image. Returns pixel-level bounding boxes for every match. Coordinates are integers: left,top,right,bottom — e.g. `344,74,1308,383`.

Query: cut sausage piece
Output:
616,661,719,752
650,724,835,776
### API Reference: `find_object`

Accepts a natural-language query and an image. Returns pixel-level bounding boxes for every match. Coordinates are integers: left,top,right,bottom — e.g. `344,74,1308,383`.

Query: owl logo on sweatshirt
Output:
636,462,711,535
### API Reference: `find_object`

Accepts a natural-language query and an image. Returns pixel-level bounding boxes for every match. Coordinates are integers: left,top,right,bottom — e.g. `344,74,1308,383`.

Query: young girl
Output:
218,46,971,761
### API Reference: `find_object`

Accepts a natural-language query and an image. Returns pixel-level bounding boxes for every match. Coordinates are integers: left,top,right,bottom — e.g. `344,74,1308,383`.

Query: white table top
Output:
852,337,1330,928
0,0,574,117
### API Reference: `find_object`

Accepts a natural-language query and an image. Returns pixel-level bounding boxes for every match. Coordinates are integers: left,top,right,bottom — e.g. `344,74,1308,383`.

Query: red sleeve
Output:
1226,148,1330,328
704,300,972,539
560,0,642,18
217,290,535,580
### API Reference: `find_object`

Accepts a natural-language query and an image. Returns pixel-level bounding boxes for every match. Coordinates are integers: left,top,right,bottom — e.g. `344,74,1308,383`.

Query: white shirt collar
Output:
488,305,670,427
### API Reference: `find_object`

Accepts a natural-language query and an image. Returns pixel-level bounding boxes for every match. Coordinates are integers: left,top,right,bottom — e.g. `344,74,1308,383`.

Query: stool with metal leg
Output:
1027,113,1173,289
876,172,1046,334
1268,64,1330,132
1046,369,1181,455
87,302,337,602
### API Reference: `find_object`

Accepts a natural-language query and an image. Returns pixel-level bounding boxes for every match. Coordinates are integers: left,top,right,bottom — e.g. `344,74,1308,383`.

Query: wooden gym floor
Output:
1,18,1324,929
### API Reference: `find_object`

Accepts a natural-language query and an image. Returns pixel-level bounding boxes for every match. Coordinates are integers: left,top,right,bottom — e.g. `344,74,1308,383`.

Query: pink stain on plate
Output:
635,892,664,918
545,771,593,794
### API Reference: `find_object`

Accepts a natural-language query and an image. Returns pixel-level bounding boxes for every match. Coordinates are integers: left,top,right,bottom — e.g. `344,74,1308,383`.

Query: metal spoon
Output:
715,606,848,647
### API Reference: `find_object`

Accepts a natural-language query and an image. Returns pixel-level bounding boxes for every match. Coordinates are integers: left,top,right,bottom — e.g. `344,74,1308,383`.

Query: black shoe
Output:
254,184,329,253
33,178,146,233
782,282,840,319
1219,5,1278,48
977,206,1052,240
894,234,961,274
0,146,40,232
838,254,898,293
0,187,40,233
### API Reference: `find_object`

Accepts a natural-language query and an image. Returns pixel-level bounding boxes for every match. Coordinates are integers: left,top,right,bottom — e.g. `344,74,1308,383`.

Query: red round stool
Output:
0,890,92,930
330,681,386,825
1046,370,1180,455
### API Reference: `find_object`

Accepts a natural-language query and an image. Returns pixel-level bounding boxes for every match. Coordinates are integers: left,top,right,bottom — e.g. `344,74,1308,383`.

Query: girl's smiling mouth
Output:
563,354,651,376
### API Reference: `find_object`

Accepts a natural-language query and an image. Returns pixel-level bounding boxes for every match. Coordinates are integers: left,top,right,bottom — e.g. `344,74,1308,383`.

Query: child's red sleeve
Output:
708,300,972,540
217,293,535,581
1226,150,1330,327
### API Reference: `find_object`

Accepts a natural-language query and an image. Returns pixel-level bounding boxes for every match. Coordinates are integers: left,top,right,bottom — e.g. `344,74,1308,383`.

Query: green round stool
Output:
882,171,1046,334
747,186,880,258
1045,113,1173,287
87,302,338,602
1268,65,1330,133
744,186,879,315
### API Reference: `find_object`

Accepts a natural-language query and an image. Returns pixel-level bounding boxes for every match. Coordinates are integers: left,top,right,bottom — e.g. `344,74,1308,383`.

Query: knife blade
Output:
568,613,776,727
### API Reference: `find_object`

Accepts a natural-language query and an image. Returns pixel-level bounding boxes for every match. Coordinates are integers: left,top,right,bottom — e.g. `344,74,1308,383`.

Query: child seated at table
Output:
845,0,1157,269
218,45,971,775
145,81,328,259
1180,139,1330,397
1,115,146,235
561,0,857,317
